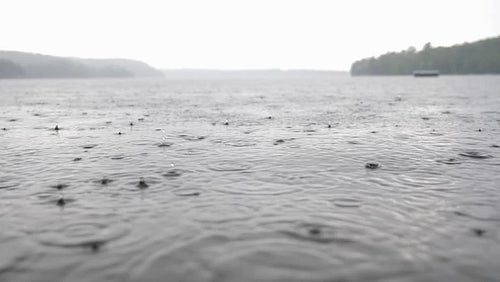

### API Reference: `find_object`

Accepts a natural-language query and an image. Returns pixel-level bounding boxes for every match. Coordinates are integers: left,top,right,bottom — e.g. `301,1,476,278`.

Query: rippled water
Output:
1,75,500,281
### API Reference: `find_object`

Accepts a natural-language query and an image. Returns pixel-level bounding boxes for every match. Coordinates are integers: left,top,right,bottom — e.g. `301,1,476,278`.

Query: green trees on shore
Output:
351,36,500,75
0,51,164,79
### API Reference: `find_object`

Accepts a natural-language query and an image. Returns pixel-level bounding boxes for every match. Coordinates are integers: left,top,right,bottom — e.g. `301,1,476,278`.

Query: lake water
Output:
1,75,499,281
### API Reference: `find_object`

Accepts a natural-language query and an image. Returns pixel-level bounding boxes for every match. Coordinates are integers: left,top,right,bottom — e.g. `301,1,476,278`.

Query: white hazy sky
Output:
1,0,499,70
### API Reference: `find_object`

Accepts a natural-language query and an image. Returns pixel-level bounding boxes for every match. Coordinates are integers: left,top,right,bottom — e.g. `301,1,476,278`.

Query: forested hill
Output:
350,36,500,76
0,51,164,79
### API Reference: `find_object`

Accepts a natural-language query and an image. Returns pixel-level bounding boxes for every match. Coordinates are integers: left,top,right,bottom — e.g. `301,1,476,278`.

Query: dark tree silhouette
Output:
351,36,500,75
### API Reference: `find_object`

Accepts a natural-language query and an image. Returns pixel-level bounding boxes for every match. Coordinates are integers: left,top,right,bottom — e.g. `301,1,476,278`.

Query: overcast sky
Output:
1,0,499,70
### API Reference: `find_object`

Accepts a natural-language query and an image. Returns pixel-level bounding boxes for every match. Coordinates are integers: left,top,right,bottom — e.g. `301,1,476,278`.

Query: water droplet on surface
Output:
51,184,68,190
158,129,172,147
157,143,172,148
308,227,321,235
82,144,98,149
110,155,125,160
436,158,461,165
172,186,203,197
365,162,380,169
472,228,486,237
57,197,66,206
90,241,103,251
459,151,493,159
137,177,149,189
100,178,112,185
178,134,206,141
274,139,285,145
281,222,355,244
163,169,183,178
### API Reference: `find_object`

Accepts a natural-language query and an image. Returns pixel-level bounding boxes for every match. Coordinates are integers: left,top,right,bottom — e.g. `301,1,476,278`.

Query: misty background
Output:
1,0,499,71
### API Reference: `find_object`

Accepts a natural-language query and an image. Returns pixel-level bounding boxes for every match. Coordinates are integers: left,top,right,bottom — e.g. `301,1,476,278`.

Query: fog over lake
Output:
1,74,499,281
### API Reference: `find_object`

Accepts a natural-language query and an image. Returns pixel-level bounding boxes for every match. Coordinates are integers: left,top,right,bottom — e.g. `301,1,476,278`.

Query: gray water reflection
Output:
1,76,500,281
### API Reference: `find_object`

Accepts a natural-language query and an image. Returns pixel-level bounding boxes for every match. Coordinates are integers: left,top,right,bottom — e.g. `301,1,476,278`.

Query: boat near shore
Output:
413,70,440,77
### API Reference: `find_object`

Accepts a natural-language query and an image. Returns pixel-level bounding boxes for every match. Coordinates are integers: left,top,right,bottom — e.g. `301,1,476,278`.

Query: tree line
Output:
0,51,164,79
351,36,500,75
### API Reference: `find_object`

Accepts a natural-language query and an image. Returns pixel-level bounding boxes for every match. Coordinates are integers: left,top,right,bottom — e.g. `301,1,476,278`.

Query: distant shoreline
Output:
161,69,348,79
3,72,500,81
351,35,500,76
0,51,164,79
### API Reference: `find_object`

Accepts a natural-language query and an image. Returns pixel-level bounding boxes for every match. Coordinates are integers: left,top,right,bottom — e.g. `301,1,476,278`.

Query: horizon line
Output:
0,49,351,72
160,68,349,72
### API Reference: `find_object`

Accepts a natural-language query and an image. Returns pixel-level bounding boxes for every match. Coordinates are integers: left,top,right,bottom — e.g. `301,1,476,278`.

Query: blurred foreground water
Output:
1,75,499,281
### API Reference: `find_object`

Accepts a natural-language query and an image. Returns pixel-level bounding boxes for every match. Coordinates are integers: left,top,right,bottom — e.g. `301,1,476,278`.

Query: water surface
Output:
1,75,500,281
